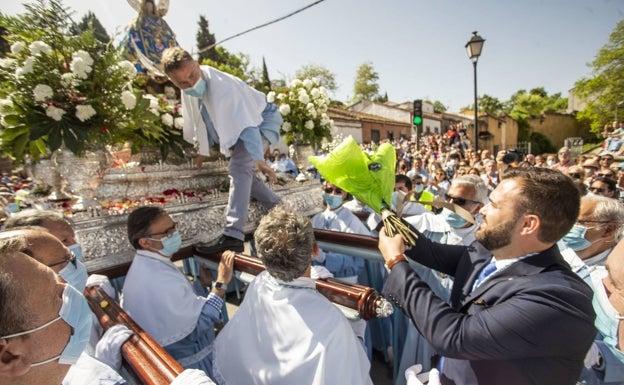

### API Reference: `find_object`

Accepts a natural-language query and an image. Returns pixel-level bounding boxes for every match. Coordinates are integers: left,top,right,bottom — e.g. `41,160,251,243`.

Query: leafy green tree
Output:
478,94,504,115
374,91,388,103
352,62,380,103
73,11,110,44
430,100,447,113
575,20,624,135
295,64,337,93
200,47,252,80
196,15,218,63
529,131,556,155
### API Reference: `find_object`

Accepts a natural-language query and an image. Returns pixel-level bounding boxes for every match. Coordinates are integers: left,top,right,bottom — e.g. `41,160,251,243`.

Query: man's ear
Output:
0,338,31,377
311,242,319,258
138,237,155,251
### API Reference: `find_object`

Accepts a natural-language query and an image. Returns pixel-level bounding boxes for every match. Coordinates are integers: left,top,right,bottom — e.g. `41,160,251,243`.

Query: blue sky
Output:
3,0,623,112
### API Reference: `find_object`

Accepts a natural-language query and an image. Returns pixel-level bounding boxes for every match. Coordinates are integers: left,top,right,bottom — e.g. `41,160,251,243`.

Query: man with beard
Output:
378,167,596,385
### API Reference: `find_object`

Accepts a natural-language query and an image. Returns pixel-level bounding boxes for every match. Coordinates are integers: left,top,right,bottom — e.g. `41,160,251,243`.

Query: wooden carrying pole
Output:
192,247,393,320
85,287,184,385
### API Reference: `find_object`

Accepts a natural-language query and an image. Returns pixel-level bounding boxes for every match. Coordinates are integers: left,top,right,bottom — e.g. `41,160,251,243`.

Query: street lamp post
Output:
466,31,485,152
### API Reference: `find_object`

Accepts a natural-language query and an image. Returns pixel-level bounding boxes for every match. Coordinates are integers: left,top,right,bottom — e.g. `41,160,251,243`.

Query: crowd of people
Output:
3,37,624,384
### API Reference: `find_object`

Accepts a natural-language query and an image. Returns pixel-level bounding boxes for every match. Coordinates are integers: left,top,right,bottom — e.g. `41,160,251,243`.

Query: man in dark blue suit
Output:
380,167,596,385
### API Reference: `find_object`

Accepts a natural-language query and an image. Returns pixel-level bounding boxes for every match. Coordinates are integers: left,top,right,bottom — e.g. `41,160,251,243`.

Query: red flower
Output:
102,125,109,133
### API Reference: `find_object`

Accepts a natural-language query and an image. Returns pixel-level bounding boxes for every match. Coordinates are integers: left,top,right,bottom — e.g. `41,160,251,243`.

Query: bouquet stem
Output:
381,209,418,246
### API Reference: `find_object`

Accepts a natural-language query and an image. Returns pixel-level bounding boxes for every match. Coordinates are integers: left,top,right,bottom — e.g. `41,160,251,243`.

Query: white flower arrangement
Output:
271,78,333,147
0,0,191,162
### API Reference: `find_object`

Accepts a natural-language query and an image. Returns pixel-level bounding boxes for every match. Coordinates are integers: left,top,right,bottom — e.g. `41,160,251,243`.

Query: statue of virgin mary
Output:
122,0,178,75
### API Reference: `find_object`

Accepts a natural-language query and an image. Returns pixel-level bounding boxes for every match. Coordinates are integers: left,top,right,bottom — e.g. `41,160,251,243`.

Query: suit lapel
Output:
460,245,565,307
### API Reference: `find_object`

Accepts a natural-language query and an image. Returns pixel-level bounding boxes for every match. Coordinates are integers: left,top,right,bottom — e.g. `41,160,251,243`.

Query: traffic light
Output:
413,99,423,125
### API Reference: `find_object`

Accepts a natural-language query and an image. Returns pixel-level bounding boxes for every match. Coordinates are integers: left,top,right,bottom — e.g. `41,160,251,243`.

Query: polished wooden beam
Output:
192,247,392,320
85,286,183,385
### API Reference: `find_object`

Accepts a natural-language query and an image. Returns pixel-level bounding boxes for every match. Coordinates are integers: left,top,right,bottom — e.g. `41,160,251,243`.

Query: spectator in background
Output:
480,159,499,195
598,154,615,175
583,158,601,184
406,157,429,182
546,154,557,167
567,165,588,196
394,175,427,217
311,182,369,283
551,147,575,173
426,167,450,198
534,154,546,168
589,177,618,200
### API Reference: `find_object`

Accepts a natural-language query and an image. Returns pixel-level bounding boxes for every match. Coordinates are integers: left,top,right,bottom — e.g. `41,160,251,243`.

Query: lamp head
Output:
465,31,485,60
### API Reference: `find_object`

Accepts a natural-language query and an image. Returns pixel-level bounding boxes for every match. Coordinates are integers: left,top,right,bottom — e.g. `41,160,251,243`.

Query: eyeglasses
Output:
601,158,614,162
324,187,343,194
47,251,77,269
147,222,177,238
445,194,479,206
589,186,606,194
596,172,614,178
577,219,610,226
567,173,582,179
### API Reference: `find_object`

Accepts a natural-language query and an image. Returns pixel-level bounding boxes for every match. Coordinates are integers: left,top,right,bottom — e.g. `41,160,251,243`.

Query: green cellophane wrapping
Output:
308,136,395,213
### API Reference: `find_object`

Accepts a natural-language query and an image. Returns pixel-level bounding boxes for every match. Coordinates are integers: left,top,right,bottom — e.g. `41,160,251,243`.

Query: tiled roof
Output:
327,107,407,125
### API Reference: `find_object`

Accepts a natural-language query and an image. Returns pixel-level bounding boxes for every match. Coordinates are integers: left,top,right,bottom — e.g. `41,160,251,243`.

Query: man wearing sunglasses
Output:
395,175,487,383
589,177,618,200
310,182,370,284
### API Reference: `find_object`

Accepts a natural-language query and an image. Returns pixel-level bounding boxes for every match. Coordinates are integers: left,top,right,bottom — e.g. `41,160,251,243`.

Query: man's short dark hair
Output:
127,206,168,250
395,174,412,191
503,167,580,243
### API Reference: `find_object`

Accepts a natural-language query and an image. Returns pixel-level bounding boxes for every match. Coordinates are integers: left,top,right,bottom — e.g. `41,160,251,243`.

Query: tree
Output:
258,56,271,94
478,94,504,115
430,100,447,113
295,64,337,93
201,47,252,81
505,88,567,120
352,62,380,103
374,91,388,103
196,15,218,63
73,11,110,43
575,20,624,135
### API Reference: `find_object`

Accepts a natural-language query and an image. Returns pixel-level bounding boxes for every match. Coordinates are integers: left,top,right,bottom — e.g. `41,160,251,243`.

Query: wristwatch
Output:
212,281,226,291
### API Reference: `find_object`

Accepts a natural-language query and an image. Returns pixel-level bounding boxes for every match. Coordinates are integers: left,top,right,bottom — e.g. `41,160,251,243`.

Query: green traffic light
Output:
413,116,423,125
